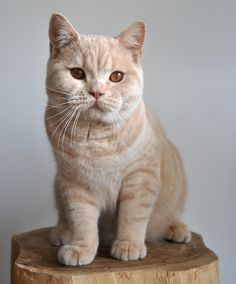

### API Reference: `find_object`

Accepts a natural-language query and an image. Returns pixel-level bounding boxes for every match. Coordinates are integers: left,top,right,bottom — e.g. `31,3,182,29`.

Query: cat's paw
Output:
49,225,71,246
58,245,96,266
165,221,191,243
110,240,147,261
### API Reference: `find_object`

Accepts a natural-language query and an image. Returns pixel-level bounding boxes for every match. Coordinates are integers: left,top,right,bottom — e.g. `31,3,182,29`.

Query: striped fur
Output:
45,14,191,266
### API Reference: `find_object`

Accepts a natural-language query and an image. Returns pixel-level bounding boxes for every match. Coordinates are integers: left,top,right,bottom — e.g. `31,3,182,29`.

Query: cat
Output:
45,13,191,266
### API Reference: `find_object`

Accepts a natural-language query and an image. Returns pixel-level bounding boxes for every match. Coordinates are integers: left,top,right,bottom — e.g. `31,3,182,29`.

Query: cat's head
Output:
46,14,145,124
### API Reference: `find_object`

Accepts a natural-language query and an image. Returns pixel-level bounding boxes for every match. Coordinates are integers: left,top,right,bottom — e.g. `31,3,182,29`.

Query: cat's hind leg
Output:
165,220,191,243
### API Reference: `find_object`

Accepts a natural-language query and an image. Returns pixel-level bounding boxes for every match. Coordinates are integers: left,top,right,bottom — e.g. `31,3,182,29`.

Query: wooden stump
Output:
11,228,219,284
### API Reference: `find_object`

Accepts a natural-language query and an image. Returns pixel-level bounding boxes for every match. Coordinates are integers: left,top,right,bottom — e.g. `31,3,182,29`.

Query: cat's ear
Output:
117,21,145,63
49,13,78,54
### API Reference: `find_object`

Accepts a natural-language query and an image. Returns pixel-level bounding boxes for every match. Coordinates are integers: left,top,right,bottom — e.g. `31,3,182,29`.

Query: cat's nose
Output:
89,91,104,100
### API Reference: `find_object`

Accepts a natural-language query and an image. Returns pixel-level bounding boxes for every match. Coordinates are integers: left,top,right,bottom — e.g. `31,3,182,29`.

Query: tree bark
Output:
11,227,219,284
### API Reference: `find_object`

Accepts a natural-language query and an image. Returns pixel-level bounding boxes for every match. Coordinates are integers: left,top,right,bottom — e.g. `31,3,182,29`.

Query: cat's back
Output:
145,104,167,143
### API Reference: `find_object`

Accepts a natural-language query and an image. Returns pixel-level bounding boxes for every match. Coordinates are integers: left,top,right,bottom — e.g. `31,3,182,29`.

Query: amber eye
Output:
70,68,86,80
109,71,124,83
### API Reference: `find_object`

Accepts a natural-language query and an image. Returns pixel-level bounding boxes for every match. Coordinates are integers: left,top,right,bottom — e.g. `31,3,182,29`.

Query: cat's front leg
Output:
56,176,100,266
50,175,71,246
111,171,159,261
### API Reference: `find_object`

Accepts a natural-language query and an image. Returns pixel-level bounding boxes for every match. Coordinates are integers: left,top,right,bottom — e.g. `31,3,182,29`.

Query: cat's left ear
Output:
117,21,145,63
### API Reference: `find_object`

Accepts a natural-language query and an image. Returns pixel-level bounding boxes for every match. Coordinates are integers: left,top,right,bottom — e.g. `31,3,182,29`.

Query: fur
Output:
45,14,191,266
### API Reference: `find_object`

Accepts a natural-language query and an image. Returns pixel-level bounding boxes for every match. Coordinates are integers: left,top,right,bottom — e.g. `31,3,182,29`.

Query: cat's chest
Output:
55,138,124,188
68,135,135,169
76,154,122,191
54,119,152,189
75,141,122,175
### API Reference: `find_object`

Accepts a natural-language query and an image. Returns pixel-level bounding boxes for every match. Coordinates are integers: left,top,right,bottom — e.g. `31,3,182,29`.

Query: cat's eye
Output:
70,68,86,80
109,71,124,83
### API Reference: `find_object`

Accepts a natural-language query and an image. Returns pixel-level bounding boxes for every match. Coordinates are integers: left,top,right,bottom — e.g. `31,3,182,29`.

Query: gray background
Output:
0,1,235,283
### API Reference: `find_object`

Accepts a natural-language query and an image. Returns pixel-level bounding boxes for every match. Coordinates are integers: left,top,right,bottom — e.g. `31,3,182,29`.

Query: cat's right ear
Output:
49,14,78,56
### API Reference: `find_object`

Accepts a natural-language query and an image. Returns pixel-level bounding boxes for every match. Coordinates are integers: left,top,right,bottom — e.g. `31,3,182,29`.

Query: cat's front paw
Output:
110,240,147,261
58,245,96,266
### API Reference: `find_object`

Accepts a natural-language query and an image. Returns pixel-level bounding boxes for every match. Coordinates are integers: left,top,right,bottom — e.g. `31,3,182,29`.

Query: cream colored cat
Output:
45,14,191,266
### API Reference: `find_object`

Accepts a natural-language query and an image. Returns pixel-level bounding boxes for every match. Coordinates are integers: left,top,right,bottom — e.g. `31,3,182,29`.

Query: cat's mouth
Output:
90,101,107,112
84,102,105,116
92,102,102,110
82,99,104,113
85,98,119,118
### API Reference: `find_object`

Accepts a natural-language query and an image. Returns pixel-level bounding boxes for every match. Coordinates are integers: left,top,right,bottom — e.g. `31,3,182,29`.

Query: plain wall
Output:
0,1,235,283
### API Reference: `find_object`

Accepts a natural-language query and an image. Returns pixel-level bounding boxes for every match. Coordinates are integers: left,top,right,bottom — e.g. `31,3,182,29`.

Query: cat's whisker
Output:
71,107,81,146
49,107,75,142
46,101,71,109
46,86,83,103
32,103,71,121
48,96,70,102
46,102,84,127
31,102,70,117
105,97,121,105
46,105,72,120
74,108,82,140
60,106,79,157
46,86,73,96
82,109,88,120
56,107,77,160
47,109,73,127
100,103,117,113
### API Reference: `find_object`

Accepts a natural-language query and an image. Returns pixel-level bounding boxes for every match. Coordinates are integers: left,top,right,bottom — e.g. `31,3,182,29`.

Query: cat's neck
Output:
75,101,145,141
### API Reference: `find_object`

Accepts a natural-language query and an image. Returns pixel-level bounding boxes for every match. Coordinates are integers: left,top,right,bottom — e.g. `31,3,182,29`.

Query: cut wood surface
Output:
11,227,219,284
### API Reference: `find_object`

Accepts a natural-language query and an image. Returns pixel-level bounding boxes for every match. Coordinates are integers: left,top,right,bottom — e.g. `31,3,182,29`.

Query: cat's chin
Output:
87,106,104,116
83,106,118,124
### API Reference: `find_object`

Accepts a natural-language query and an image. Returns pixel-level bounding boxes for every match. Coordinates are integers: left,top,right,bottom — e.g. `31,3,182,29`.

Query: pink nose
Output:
89,91,104,99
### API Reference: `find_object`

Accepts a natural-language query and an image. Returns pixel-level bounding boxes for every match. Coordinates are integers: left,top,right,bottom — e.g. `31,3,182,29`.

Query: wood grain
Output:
11,227,219,284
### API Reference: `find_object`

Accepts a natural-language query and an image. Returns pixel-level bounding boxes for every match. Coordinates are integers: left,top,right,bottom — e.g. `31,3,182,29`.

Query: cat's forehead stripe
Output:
78,35,116,74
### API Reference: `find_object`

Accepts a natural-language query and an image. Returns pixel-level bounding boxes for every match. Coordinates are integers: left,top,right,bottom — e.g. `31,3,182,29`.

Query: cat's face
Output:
46,14,145,124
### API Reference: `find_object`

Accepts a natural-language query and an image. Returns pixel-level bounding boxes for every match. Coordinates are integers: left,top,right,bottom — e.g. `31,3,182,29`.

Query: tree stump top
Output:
11,227,219,284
